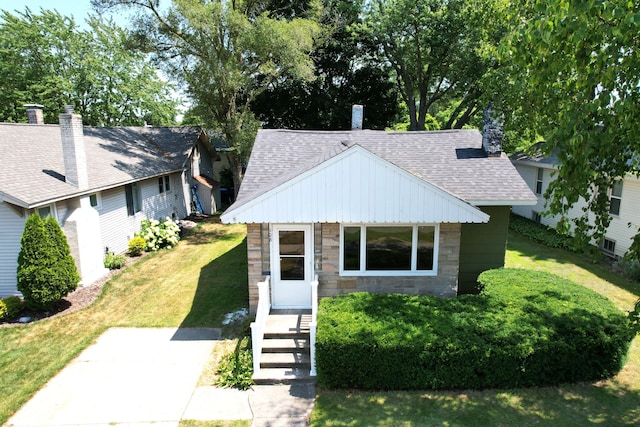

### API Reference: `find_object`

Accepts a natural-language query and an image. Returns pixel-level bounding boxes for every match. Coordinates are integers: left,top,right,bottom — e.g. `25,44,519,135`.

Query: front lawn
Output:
0,219,248,425
311,231,640,426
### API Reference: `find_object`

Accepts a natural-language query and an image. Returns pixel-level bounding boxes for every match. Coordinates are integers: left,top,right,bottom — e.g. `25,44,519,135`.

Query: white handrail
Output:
250,275,271,376
309,274,319,376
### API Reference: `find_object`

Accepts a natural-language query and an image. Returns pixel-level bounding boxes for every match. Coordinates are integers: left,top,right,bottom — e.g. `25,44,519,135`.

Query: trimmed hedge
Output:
316,268,634,390
509,213,576,251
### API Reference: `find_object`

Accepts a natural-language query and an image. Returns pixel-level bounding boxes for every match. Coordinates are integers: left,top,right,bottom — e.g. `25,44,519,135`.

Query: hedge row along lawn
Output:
311,231,640,426
316,268,635,390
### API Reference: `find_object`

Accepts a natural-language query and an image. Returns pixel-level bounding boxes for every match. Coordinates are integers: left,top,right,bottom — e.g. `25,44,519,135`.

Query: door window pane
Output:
280,257,305,280
417,226,435,270
343,226,361,270
279,231,304,255
366,226,412,270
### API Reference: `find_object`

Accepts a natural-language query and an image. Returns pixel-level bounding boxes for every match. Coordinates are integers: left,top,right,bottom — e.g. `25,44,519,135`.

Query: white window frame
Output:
36,203,57,220
609,180,622,216
89,192,102,209
602,238,616,256
535,168,543,195
339,224,439,277
531,211,541,223
159,175,172,194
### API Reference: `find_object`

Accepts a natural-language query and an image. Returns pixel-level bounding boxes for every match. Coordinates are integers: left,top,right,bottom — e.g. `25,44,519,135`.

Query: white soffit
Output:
222,145,490,224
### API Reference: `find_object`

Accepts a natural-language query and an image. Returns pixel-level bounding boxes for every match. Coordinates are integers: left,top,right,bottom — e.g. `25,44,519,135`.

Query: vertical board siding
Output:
0,202,25,296
226,147,488,224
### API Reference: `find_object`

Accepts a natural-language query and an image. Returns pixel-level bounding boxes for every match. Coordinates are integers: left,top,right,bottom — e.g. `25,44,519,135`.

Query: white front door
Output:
271,224,313,308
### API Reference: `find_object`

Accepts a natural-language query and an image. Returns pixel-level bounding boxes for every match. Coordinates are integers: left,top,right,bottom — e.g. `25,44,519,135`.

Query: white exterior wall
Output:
0,201,26,297
98,173,188,255
512,162,640,257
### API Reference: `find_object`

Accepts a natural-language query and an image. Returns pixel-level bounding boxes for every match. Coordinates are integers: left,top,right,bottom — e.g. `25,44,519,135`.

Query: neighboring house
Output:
0,106,219,298
221,108,537,314
511,145,640,258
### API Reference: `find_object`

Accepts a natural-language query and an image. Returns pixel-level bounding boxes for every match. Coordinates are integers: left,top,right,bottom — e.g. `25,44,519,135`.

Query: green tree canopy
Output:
252,0,401,130
498,0,640,255
0,8,177,125
94,0,325,192
362,0,504,131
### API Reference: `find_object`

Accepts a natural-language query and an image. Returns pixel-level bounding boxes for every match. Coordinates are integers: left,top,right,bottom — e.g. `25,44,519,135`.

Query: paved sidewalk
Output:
5,327,315,427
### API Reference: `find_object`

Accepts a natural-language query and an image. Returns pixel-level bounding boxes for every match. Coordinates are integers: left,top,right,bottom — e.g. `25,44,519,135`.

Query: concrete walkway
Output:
5,328,315,427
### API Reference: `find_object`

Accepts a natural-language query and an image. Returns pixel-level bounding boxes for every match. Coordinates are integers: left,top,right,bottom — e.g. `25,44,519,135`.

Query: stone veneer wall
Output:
316,223,460,299
246,222,461,313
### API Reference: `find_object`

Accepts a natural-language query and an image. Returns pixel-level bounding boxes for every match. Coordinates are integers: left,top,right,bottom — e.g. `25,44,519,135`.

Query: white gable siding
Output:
0,202,25,297
223,146,489,224
512,162,640,257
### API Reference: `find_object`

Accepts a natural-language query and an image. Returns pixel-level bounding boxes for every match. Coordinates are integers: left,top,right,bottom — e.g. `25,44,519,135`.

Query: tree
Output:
252,0,401,130
362,0,503,131
17,215,80,310
93,0,324,193
0,8,177,125
498,0,640,255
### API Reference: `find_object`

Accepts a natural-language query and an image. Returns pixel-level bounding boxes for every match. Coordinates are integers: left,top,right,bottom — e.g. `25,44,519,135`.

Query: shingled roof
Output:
229,128,536,216
0,123,204,207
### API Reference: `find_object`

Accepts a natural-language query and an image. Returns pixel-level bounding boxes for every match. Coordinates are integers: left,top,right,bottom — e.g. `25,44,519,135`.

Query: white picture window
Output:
159,176,172,194
602,238,616,256
89,193,101,209
341,224,439,276
535,168,543,195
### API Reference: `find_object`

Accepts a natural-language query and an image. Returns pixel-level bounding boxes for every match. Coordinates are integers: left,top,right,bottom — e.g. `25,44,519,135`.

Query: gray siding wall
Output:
0,202,26,297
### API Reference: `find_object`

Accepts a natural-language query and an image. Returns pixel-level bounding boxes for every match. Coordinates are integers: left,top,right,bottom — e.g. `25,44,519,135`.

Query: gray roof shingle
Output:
230,129,536,213
0,123,203,207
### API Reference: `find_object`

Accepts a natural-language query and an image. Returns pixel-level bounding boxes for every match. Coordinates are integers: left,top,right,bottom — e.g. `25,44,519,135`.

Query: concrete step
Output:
264,331,309,340
253,367,315,385
260,352,310,368
264,312,312,336
262,338,310,353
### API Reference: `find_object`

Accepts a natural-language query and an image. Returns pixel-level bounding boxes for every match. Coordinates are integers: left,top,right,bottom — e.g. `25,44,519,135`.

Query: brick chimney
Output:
482,104,504,157
59,105,89,189
351,104,364,130
24,104,44,124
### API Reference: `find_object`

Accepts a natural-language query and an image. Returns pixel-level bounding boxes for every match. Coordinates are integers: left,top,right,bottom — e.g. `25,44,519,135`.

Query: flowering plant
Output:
137,217,181,251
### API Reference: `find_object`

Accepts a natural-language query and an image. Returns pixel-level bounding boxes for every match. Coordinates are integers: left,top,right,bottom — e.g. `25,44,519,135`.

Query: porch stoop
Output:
253,309,315,385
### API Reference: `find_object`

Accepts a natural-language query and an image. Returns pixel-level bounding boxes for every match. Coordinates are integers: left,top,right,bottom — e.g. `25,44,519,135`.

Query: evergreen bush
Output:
127,237,146,256
316,269,634,390
0,296,23,320
17,214,80,310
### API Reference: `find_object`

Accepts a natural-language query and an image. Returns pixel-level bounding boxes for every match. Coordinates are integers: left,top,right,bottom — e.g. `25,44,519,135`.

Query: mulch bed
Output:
0,253,147,328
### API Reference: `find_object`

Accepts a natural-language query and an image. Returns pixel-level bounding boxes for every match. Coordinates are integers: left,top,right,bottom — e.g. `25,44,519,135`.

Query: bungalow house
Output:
0,105,219,298
511,145,640,258
221,106,536,382
221,107,537,314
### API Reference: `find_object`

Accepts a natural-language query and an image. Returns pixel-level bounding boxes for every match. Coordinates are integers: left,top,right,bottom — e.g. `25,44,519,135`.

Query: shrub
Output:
0,296,23,320
215,337,254,390
316,269,634,390
137,217,181,251
104,252,126,270
615,255,640,282
509,213,576,251
127,237,147,256
17,215,80,310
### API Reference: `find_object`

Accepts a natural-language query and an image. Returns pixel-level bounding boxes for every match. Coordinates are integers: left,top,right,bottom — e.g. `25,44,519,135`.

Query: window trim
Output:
36,203,57,220
339,224,439,277
535,168,543,195
531,211,541,223
89,192,102,210
609,180,622,216
602,238,616,256
159,175,172,194
125,183,142,216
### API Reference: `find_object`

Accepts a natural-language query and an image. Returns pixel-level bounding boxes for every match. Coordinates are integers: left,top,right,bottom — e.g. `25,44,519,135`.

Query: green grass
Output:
310,230,640,426
0,219,248,425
